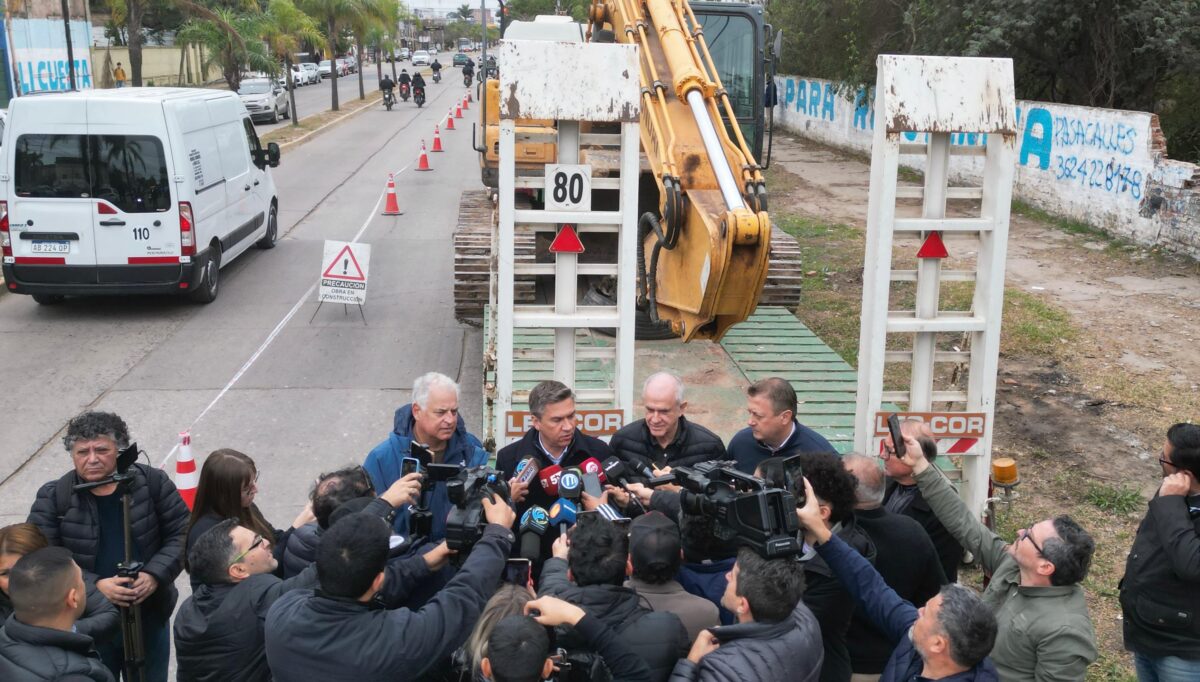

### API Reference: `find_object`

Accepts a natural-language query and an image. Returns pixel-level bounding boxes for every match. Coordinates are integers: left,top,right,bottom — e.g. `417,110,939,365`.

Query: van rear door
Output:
89,133,177,280
10,132,98,281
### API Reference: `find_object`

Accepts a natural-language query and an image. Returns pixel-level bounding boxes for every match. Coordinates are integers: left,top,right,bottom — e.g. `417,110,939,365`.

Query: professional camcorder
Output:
671,460,803,559
438,464,511,557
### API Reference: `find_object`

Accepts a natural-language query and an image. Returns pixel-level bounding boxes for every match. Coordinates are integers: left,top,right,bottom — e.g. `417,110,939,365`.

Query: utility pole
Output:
61,0,77,90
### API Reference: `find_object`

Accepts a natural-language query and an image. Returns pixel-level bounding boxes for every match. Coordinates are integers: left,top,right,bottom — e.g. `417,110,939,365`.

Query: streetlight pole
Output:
61,0,77,90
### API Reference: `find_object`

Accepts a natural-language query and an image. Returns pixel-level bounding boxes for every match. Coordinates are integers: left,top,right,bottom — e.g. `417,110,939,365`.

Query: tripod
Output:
76,466,147,682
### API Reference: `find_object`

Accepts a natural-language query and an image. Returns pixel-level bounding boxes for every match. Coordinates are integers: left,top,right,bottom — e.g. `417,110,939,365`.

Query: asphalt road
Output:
0,76,483,528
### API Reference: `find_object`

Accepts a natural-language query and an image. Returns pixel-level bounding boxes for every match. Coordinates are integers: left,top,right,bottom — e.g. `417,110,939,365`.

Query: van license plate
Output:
31,241,70,254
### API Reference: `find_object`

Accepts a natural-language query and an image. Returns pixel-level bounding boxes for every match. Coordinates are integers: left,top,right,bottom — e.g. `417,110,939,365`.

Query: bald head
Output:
642,372,686,445
843,454,885,509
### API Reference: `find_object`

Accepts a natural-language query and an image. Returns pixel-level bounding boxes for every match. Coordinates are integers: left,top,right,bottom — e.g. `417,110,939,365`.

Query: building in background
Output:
3,0,93,104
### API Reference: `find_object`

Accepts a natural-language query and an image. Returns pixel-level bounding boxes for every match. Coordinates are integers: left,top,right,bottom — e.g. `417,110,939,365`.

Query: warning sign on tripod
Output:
319,240,371,305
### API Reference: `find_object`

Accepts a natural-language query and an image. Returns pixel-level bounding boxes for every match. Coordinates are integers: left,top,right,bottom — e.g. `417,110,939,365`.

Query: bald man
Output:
609,372,726,475
842,454,947,681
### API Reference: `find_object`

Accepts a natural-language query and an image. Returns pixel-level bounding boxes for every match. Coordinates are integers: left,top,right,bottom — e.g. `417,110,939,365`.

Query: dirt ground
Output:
769,132,1200,680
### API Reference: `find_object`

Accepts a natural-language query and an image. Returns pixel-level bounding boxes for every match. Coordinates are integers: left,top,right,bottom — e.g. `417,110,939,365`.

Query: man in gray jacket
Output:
625,512,720,643
892,431,1098,681
670,547,822,682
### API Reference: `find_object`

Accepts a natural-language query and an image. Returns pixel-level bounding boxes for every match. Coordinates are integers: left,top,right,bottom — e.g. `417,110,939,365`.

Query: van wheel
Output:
191,247,221,303
257,204,278,249
269,106,279,124
32,294,65,305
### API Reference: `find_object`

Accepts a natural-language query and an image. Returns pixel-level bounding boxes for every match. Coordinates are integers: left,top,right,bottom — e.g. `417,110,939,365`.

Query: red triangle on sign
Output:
549,224,585,254
917,231,949,259
321,244,367,281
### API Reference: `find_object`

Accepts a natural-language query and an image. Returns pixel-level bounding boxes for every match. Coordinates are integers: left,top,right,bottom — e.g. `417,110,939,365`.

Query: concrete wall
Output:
772,75,1200,259
90,45,220,87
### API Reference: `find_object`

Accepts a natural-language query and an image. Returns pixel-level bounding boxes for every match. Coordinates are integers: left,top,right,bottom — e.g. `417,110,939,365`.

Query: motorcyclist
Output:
462,59,474,79
380,74,395,104
398,69,412,87
412,71,426,91
431,58,442,75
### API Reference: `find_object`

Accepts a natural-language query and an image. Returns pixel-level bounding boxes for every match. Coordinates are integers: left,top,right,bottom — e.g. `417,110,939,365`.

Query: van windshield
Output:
14,134,171,212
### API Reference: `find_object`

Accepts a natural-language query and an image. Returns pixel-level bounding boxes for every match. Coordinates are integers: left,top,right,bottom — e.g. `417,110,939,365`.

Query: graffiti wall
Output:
772,75,1200,258
9,19,95,94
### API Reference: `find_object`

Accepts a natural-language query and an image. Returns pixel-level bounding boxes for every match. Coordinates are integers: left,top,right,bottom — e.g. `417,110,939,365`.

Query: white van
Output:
0,88,280,304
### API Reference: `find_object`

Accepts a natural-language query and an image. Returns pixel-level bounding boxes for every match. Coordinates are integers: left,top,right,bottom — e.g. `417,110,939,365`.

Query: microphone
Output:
513,456,540,486
580,457,607,484
519,505,549,560
558,467,583,501
538,464,563,496
600,457,646,513
547,498,578,535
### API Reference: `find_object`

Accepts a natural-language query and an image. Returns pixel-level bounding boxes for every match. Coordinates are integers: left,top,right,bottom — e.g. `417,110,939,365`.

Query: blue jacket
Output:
727,421,836,474
815,534,999,682
363,405,489,539
677,557,737,625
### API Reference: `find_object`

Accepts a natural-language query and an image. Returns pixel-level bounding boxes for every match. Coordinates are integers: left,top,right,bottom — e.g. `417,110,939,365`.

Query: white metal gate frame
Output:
853,55,1018,516
491,40,641,448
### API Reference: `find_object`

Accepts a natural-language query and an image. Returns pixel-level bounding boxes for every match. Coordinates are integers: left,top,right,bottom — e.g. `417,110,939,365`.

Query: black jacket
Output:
883,479,962,583
497,428,615,565
185,511,289,589
802,515,876,682
845,507,946,674
1120,492,1200,659
668,601,823,682
1,579,119,646
174,564,319,682
609,417,727,473
727,422,836,474
539,557,688,682
27,465,190,619
264,524,513,682
281,522,320,579
0,615,114,682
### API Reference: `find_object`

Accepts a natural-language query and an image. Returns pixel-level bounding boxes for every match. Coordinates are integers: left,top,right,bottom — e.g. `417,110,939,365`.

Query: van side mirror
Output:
267,142,281,168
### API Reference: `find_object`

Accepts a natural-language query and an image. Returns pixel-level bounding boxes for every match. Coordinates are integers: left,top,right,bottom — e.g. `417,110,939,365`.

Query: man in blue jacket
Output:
363,372,489,539
795,477,1000,682
727,377,836,474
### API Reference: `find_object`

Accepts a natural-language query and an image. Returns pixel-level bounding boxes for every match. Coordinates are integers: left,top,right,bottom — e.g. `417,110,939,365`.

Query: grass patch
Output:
1011,199,1112,240
1002,289,1077,358
1085,484,1143,514
1087,654,1138,682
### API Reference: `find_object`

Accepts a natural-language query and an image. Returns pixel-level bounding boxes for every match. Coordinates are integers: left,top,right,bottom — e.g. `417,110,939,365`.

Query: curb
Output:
277,90,385,152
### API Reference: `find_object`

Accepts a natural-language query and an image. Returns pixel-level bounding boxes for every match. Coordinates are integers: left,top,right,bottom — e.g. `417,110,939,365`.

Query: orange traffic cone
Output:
175,431,199,510
467,88,473,103
455,103,463,119
462,94,469,110
416,141,432,171
383,173,402,214
445,108,456,130
431,126,444,152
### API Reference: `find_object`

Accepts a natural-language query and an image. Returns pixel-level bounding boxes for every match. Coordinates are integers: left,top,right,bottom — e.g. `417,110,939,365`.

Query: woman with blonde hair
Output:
441,583,535,681
0,522,120,642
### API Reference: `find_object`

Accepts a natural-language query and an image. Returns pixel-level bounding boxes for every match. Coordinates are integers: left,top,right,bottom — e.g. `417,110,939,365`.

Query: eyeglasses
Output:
229,535,264,567
1159,450,1176,468
1020,527,1044,557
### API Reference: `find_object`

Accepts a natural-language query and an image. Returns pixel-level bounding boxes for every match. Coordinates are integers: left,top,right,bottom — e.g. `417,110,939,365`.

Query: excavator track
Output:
453,190,536,325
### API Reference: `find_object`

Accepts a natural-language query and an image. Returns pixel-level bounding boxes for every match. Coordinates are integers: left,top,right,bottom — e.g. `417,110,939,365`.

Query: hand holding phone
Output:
887,414,906,458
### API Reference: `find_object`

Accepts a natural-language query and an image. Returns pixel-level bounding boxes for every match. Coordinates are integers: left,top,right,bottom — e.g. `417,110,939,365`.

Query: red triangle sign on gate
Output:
917,231,949,259
321,244,367,281
549,224,585,254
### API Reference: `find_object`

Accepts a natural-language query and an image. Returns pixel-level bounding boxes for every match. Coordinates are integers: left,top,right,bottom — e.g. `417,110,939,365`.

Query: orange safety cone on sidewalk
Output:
431,126,444,152
455,103,463,119
176,431,199,510
445,108,456,130
383,173,402,214
416,141,432,171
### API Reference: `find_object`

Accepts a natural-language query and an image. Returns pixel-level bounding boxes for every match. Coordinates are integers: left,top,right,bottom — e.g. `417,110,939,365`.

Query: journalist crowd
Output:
1,370,1198,682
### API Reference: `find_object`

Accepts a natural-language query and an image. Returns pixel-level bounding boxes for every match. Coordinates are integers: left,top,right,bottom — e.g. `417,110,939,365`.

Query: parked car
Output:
399,48,411,60
318,60,333,78
299,62,320,84
0,88,281,304
278,65,304,88
411,50,430,66
335,59,350,76
452,52,470,66
344,56,358,73
239,78,290,124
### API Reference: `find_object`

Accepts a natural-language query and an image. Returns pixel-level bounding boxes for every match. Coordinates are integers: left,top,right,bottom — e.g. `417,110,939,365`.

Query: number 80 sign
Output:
544,164,592,212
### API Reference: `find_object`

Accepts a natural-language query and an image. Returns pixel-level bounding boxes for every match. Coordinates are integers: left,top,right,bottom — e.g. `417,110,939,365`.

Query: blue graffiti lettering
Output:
821,83,835,121
853,88,872,130
809,81,821,116
1020,107,1053,170
795,79,806,113
1052,116,1137,155
1052,154,1143,200
784,78,795,107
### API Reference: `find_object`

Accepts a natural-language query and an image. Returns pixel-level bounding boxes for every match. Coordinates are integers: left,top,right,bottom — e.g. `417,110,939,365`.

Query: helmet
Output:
402,68,407,73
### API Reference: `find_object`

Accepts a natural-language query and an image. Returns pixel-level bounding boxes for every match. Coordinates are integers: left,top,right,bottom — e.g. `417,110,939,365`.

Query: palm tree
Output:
296,0,387,111
263,0,325,126
452,3,472,21
177,8,275,92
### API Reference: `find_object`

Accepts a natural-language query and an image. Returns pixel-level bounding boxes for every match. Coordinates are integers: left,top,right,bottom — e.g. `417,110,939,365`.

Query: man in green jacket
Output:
892,432,1098,681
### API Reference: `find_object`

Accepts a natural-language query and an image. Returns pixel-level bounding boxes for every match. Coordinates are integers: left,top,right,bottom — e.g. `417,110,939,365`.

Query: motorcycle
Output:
382,89,394,111
414,85,425,108
399,82,411,102
432,69,441,83
462,71,472,87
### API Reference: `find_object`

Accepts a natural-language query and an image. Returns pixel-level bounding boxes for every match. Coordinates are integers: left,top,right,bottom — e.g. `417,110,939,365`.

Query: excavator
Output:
453,0,798,342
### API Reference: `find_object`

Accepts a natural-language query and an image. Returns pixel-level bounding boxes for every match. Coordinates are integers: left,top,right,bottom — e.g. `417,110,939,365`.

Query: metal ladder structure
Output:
489,39,642,448
853,55,1018,516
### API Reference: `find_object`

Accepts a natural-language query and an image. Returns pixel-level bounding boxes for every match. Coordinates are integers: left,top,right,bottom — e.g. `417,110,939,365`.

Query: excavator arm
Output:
589,0,771,341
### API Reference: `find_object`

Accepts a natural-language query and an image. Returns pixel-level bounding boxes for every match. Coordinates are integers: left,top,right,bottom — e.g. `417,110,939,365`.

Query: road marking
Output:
158,163,411,468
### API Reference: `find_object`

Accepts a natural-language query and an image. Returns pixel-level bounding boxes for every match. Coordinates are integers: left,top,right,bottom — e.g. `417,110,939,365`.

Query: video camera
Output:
672,460,802,559
440,464,511,558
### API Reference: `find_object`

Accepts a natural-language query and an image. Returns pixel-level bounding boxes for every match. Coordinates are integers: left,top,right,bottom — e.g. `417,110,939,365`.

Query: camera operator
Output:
757,453,874,682
0,547,114,681
363,373,490,538
1120,423,1200,680
796,478,999,682
482,596,653,682
497,381,615,564
671,547,821,682
27,411,189,682
881,420,962,583
265,496,516,681
538,513,688,681
893,431,1098,681
608,373,726,474
727,378,836,474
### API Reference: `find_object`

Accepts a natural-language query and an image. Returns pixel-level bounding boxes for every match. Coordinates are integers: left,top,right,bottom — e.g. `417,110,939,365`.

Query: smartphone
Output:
504,558,532,586
887,414,907,457
401,457,421,478
612,517,631,534
410,442,433,466
582,472,604,498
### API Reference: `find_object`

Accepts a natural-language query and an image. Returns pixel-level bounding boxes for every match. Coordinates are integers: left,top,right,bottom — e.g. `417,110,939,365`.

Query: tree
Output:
349,0,397,100
451,3,472,20
177,7,275,91
263,0,325,126
296,0,388,111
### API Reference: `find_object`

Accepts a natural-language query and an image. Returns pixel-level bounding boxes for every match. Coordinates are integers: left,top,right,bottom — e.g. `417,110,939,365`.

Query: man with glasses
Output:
1120,423,1200,681
889,431,1098,681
